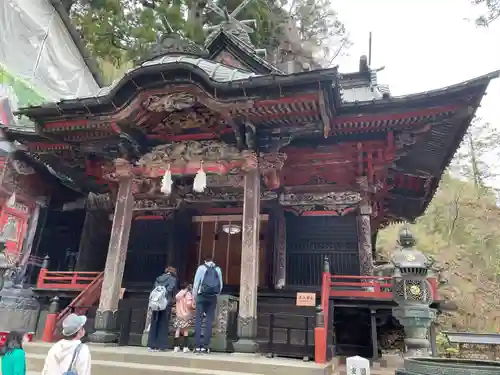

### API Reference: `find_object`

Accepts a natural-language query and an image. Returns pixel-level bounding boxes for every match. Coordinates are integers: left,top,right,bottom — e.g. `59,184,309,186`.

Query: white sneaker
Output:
173,346,180,352
183,347,190,353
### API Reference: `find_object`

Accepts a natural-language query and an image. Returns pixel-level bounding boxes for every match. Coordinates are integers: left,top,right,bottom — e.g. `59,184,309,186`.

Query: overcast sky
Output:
334,0,499,126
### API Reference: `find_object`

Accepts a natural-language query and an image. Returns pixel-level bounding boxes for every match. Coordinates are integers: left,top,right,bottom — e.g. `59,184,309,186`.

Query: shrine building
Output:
0,18,498,360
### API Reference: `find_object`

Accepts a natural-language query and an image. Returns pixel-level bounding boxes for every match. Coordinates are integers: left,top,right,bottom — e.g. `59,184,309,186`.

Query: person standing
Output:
147,266,178,351
172,282,195,353
41,313,91,375
192,257,223,354
1,331,27,375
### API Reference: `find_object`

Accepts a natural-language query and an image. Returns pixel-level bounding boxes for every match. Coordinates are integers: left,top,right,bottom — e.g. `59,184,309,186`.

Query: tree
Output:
63,0,349,69
473,0,500,26
280,0,350,65
451,117,500,197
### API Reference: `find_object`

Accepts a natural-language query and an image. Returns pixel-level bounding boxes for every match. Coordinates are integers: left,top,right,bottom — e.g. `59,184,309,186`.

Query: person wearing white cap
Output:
41,313,91,375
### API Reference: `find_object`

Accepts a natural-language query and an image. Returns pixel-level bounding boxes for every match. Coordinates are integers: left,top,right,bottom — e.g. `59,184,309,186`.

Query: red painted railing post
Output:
42,297,60,343
315,271,331,364
36,268,46,289
314,306,326,364
428,277,439,300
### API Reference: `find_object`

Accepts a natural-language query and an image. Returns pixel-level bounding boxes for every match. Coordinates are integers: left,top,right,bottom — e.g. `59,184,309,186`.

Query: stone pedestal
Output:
90,177,134,343
212,294,239,351
234,169,260,353
393,305,436,357
0,287,39,334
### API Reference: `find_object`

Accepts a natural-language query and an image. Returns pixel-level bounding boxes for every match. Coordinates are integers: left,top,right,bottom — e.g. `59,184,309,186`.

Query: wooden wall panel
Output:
188,217,269,288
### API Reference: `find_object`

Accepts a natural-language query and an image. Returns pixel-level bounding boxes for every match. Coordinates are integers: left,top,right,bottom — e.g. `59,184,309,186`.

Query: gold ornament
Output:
406,254,416,262
409,285,421,295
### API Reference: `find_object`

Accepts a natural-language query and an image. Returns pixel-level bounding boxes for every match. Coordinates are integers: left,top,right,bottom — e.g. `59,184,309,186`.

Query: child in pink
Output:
173,283,195,352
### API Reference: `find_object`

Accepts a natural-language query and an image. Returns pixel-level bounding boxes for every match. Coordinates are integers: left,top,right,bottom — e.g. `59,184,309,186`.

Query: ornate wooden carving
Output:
139,140,242,165
279,192,361,206
133,198,180,211
184,189,277,203
213,51,246,70
238,169,260,322
143,93,196,113
284,205,357,216
259,153,287,189
0,158,49,200
206,174,244,188
357,205,374,276
10,159,35,175
273,207,286,289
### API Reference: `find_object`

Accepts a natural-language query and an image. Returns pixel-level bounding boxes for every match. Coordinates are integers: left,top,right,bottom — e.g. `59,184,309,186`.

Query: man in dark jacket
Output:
147,266,178,351
192,257,223,353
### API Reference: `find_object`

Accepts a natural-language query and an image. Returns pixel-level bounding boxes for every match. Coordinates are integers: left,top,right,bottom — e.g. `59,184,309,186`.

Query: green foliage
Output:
66,0,349,68
450,118,500,196
436,333,459,357
379,120,500,333
378,173,500,332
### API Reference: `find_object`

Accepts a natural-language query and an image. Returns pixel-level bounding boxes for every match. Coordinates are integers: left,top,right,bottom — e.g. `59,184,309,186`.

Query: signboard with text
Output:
296,292,316,307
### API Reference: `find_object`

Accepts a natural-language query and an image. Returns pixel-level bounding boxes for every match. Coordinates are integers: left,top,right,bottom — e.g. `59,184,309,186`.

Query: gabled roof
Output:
205,28,283,75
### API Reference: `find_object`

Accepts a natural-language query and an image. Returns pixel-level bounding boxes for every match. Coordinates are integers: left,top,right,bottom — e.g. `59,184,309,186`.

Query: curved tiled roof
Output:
95,54,259,98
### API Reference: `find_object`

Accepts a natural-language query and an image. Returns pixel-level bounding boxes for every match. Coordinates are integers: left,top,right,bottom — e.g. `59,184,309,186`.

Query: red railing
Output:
314,272,439,364
327,274,439,300
37,269,102,290
40,271,104,343
329,275,393,299
57,271,104,323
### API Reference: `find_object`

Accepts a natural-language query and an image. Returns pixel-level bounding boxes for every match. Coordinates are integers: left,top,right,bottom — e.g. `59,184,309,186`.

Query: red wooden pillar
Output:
315,270,331,363
42,297,60,342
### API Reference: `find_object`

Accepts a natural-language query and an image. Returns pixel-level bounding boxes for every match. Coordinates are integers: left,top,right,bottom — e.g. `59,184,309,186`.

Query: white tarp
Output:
0,0,100,107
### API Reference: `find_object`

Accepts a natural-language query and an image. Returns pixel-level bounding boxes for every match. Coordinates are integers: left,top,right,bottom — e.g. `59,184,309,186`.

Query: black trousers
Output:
147,307,172,349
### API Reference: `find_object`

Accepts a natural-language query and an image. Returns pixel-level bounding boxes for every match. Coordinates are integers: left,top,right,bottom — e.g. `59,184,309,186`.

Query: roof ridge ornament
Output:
204,0,257,49
145,31,209,61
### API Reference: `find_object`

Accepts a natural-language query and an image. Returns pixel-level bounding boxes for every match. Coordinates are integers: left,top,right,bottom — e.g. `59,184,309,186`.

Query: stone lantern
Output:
391,227,436,357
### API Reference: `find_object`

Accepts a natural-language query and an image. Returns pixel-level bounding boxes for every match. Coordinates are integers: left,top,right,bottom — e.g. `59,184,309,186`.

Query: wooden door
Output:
189,216,268,287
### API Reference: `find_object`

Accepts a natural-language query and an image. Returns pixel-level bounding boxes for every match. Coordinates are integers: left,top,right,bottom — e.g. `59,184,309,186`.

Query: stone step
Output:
26,353,262,375
25,342,331,375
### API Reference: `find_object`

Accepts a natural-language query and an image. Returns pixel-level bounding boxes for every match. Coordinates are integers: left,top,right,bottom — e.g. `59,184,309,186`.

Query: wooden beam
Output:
192,214,269,222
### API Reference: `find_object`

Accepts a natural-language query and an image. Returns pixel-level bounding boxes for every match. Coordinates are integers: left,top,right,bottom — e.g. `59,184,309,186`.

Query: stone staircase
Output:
25,342,332,375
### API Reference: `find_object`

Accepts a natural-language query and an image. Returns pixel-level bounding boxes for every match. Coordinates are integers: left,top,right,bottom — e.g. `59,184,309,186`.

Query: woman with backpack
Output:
1,331,27,375
147,266,178,351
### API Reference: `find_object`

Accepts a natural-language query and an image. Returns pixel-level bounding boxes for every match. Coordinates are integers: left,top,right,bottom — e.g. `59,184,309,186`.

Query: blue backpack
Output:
199,266,221,297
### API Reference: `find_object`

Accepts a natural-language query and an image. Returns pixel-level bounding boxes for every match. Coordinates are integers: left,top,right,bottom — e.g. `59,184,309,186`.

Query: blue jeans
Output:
194,295,217,348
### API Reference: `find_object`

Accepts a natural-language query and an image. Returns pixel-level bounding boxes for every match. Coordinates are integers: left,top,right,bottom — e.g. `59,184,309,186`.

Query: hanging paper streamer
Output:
160,166,173,195
193,161,206,193
6,192,15,207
